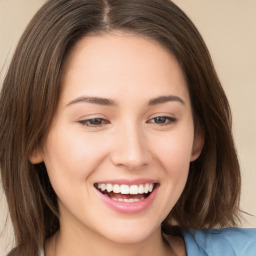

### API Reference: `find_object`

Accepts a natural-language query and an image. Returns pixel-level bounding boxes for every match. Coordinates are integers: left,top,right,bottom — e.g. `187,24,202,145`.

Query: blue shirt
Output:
183,228,256,255
39,228,256,255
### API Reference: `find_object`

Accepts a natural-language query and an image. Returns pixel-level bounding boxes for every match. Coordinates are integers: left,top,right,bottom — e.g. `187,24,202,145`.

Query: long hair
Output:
0,0,240,255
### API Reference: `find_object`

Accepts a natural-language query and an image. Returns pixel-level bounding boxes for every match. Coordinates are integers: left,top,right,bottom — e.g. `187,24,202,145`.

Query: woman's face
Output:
32,32,202,244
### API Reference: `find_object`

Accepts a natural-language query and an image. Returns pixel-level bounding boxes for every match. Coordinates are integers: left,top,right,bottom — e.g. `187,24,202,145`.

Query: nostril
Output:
110,137,151,170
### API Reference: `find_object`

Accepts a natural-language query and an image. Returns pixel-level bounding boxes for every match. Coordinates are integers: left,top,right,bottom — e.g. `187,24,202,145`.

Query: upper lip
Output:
94,179,158,186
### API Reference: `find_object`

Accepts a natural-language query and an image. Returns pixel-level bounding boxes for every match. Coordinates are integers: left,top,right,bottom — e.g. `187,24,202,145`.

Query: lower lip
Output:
95,185,159,214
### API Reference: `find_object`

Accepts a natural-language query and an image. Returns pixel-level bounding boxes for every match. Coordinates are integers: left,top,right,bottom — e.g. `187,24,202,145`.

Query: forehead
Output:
60,32,189,105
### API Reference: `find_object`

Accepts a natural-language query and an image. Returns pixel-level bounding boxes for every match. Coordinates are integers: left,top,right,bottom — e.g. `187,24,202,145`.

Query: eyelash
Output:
147,116,177,126
78,116,177,127
78,118,110,127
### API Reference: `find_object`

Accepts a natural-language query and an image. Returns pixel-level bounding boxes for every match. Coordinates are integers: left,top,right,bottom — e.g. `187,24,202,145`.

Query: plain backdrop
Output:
0,0,256,255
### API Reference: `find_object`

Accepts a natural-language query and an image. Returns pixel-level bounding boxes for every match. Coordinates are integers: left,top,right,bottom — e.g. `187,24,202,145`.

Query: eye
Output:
78,118,110,127
147,116,177,126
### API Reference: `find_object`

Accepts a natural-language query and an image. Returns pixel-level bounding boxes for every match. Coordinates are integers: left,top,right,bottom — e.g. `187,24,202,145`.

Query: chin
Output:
93,219,162,245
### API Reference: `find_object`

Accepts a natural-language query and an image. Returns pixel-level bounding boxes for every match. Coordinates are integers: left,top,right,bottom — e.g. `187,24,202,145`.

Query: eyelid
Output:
146,115,177,126
76,113,177,128
78,117,110,127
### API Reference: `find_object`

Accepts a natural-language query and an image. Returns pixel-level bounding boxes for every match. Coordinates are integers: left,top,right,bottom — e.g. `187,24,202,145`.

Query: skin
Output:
31,32,203,256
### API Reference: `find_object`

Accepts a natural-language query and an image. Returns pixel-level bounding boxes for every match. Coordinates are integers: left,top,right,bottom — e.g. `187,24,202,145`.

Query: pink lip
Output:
95,178,157,186
94,181,159,214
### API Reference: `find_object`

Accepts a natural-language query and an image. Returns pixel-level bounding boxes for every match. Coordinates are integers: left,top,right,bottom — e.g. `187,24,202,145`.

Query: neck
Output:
46,224,173,256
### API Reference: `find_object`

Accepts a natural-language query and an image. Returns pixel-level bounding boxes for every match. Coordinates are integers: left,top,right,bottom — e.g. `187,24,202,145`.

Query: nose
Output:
110,123,151,171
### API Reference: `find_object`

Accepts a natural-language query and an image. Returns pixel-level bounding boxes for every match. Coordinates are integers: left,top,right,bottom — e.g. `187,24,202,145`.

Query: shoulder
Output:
183,228,256,256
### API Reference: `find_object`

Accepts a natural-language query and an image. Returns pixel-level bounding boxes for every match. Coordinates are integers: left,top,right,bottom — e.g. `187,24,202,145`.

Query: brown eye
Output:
79,118,109,127
154,117,168,124
148,116,177,125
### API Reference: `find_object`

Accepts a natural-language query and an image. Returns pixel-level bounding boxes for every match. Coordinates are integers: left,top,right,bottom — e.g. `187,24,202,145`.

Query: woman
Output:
0,0,255,255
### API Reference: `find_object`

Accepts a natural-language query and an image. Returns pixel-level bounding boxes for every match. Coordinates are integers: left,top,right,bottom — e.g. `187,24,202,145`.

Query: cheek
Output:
43,127,109,190
153,129,194,173
42,128,111,216
147,130,193,219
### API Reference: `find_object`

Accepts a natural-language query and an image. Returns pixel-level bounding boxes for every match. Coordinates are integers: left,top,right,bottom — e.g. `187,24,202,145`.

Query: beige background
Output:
0,0,256,255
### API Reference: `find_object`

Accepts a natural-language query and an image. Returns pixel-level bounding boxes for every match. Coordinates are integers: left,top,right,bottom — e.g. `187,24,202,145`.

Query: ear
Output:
190,126,204,162
29,147,44,164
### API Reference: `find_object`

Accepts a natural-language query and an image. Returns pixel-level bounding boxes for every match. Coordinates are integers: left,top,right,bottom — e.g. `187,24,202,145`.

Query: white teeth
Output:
144,183,149,193
120,185,130,194
101,184,106,191
130,185,139,194
96,183,155,195
106,184,113,192
113,184,120,193
138,184,144,194
112,197,145,203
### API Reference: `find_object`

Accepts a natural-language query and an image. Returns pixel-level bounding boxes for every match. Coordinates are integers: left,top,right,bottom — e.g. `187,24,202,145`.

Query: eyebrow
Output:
67,95,185,106
148,95,185,105
67,96,116,106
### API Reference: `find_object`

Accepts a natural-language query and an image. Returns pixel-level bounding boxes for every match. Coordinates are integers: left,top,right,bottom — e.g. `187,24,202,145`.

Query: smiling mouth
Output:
94,183,156,203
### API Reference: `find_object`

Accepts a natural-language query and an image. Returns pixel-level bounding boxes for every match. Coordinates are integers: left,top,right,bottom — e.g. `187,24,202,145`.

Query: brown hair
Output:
0,0,240,255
